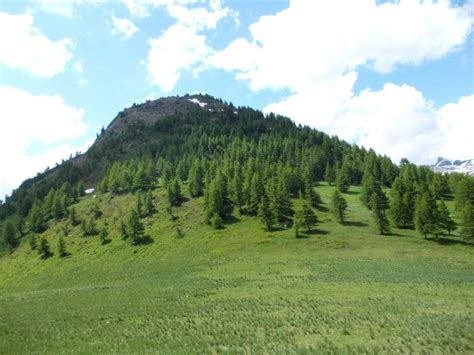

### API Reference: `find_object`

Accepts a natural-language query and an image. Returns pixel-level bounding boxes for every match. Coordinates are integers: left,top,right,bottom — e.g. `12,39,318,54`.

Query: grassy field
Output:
0,184,473,353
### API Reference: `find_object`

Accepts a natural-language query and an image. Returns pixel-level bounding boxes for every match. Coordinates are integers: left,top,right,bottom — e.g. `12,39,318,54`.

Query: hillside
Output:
0,94,473,352
1,183,473,353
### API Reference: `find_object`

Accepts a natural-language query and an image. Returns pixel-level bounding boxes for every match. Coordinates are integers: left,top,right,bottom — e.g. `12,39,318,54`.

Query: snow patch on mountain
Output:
429,157,474,176
188,98,207,108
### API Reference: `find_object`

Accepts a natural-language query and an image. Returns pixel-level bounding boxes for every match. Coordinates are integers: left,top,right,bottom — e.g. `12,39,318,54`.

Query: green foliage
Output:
324,162,335,186
68,207,80,226
370,184,390,235
28,201,45,233
38,237,52,258
188,159,204,197
295,203,318,232
336,165,351,193
415,191,438,239
210,214,223,229
258,192,275,231
437,200,456,235
99,226,110,245
2,219,17,249
81,217,97,237
57,235,67,257
331,189,348,224
167,178,183,207
126,210,145,245
461,201,474,240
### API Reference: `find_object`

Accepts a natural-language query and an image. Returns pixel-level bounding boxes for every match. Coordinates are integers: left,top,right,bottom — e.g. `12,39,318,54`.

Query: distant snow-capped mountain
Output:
429,157,474,176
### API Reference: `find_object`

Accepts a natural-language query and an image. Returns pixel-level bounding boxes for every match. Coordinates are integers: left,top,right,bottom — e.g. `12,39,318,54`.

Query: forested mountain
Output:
1,94,473,251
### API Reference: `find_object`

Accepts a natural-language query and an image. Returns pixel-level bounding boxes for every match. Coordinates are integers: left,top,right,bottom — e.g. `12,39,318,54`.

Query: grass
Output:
0,183,473,353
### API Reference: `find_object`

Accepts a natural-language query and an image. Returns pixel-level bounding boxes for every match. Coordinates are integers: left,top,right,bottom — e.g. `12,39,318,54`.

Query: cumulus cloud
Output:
265,84,473,165
111,15,139,39
0,86,89,199
146,24,212,91
210,0,472,91
0,12,74,78
142,0,237,91
209,0,473,164
27,0,106,17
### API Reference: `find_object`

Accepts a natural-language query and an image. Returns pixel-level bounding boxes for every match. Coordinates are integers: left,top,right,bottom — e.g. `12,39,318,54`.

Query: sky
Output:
0,0,473,199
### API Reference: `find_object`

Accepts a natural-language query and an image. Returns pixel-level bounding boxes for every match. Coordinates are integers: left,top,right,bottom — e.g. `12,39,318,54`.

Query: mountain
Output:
1,94,473,353
429,157,474,176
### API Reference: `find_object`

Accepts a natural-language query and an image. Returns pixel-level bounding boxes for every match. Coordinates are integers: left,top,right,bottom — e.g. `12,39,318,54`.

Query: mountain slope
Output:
1,183,472,353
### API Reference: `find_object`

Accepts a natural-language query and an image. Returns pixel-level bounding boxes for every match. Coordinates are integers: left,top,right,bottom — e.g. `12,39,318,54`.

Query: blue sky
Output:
0,0,473,199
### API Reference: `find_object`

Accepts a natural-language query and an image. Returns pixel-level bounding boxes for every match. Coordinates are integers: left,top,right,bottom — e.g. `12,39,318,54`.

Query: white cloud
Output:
265,83,474,165
0,12,74,78
437,94,474,160
209,0,473,164
146,24,213,92
28,0,106,17
111,15,139,39
73,60,84,74
0,86,89,199
142,0,237,91
210,0,472,91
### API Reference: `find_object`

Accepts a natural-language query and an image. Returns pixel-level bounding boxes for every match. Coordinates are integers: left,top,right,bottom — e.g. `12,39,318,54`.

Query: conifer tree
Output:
331,189,348,224
304,177,321,208
38,237,51,258
336,166,351,193
258,191,275,231
437,200,456,235
76,180,86,197
57,235,67,257
68,207,79,226
143,191,154,216
28,201,45,233
360,172,377,208
188,159,204,197
99,226,110,245
461,201,474,240
415,191,438,239
295,203,318,232
2,219,17,249
167,178,183,207
370,184,390,235
324,162,334,186
127,210,145,245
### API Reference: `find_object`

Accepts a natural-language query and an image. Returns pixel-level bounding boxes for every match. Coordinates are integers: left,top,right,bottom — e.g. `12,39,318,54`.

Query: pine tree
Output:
335,167,350,193
188,159,204,197
99,226,110,245
461,201,474,240
38,237,52,258
331,189,348,224
127,210,145,245
28,201,45,233
68,207,80,226
57,235,67,257
360,172,377,208
81,217,97,236
437,200,456,235
324,162,335,186
76,180,86,197
167,178,183,207
304,177,321,208
370,184,390,235
2,219,17,249
258,191,275,231
143,191,154,216
415,191,438,239
389,177,414,229
295,203,318,232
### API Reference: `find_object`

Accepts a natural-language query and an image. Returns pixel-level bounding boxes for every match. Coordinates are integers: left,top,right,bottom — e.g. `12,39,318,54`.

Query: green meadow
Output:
1,184,473,353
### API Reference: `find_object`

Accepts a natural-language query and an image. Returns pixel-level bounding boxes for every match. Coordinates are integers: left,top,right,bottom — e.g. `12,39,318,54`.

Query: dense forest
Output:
1,94,473,253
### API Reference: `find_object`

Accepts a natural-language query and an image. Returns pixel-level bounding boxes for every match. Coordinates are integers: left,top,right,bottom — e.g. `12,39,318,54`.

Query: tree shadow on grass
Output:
343,221,369,227
344,190,359,196
134,235,154,245
40,252,54,260
223,215,241,225
315,205,329,213
435,237,471,246
298,229,330,238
